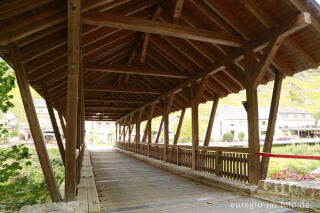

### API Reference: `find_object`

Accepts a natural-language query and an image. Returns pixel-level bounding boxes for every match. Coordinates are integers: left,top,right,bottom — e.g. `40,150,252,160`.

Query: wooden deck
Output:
90,148,295,213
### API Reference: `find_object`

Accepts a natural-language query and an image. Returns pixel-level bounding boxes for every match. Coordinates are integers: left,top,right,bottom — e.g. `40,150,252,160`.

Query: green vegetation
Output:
222,133,233,142
0,62,15,138
0,146,64,212
238,132,245,141
267,144,320,176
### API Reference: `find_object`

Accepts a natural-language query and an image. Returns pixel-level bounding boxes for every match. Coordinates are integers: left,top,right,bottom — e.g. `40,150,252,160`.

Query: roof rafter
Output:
82,12,246,47
117,12,311,122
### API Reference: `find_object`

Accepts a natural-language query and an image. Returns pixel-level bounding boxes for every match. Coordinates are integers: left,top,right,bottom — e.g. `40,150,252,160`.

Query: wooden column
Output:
191,97,199,170
164,95,174,161
118,123,122,141
173,108,185,145
58,112,67,139
128,115,133,143
147,104,155,156
122,121,126,143
155,116,163,144
190,77,209,170
141,123,148,142
245,52,261,184
65,0,81,201
261,71,283,179
135,110,143,143
79,70,85,148
43,86,65,165
116,122,118,143
203,96,219,146
9,44,62,202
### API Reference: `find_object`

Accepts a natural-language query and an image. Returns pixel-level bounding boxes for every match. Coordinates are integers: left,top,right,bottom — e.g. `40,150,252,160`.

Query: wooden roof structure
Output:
1,0,320,122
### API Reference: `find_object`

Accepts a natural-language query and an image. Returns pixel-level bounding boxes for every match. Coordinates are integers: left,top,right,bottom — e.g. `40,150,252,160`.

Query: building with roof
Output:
210,106,316,140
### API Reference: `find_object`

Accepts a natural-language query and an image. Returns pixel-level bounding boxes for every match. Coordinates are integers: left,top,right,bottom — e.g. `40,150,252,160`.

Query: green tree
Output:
313,112,320,125
223,133,233,142
238,132,245,141
0,62,15,138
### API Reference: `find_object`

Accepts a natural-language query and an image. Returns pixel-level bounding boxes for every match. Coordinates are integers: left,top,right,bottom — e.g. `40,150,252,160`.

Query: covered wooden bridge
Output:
1,0,320,206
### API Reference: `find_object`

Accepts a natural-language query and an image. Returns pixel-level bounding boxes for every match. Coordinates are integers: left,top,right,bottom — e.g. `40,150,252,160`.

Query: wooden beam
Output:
9,44,62,202
58,111,67,138
203,96,219,146
135,110,143,143
147,103,155,156
43,86,65,165
79,69,86,149
85,85,162,94
116,122,118,142
65,0,81,201
122,118,126,143
155,116,163,144
85,106,134,111
164,95,174,161
289,0,320,33
85,97,144,103
0,0,55,20
85,64,189,78
245,52,261,184
117,12,310,123
239,0,275,29
283,38,318,68
202,0,251,41
194,75,210,104
0,10,66,45
141,122,149,142
82,12,245,47
190,85,199,170
250,36,284,88
172,0,184,24
261,71,283,179
140,7,162,63
173,108,185,145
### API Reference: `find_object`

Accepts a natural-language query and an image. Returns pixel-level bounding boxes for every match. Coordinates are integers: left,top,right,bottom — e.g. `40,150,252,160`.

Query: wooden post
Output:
116,122,118,143
43,86,65,165
155,116,163,144
65,0,81,201
215,151,222,176
164,95,174,162
142,122,148,142
245,52,261,184
190,77,208,170
191,96,199,170
9,44,62,202
173,108,185,145
203,96,219,146
135,110,143,143
147,104,155,156
58,112,67,140
122,121,126,143
261,71,283,179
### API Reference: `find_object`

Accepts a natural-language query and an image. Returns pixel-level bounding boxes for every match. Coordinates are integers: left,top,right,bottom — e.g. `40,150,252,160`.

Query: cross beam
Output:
82,12,245,47
85,86,162,94
85,64,189,78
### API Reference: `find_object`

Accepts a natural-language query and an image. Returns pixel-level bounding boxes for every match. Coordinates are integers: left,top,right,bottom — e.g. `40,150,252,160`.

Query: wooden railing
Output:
116,142,249,182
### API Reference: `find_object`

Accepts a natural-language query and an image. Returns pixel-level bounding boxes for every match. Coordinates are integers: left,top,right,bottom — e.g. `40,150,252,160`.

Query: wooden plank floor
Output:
90,148,296,213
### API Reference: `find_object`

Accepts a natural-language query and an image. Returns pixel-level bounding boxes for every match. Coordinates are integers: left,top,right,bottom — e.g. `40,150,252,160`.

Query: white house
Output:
209,106,316,141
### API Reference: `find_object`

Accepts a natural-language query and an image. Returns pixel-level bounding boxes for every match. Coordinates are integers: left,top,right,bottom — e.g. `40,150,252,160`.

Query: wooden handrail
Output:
117,142,249,153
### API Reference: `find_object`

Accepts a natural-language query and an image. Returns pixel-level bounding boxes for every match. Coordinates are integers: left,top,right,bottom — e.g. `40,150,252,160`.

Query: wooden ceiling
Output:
1,0,320,122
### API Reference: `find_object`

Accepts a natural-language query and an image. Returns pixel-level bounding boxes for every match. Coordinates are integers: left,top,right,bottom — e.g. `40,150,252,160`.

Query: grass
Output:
267,144,320,176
